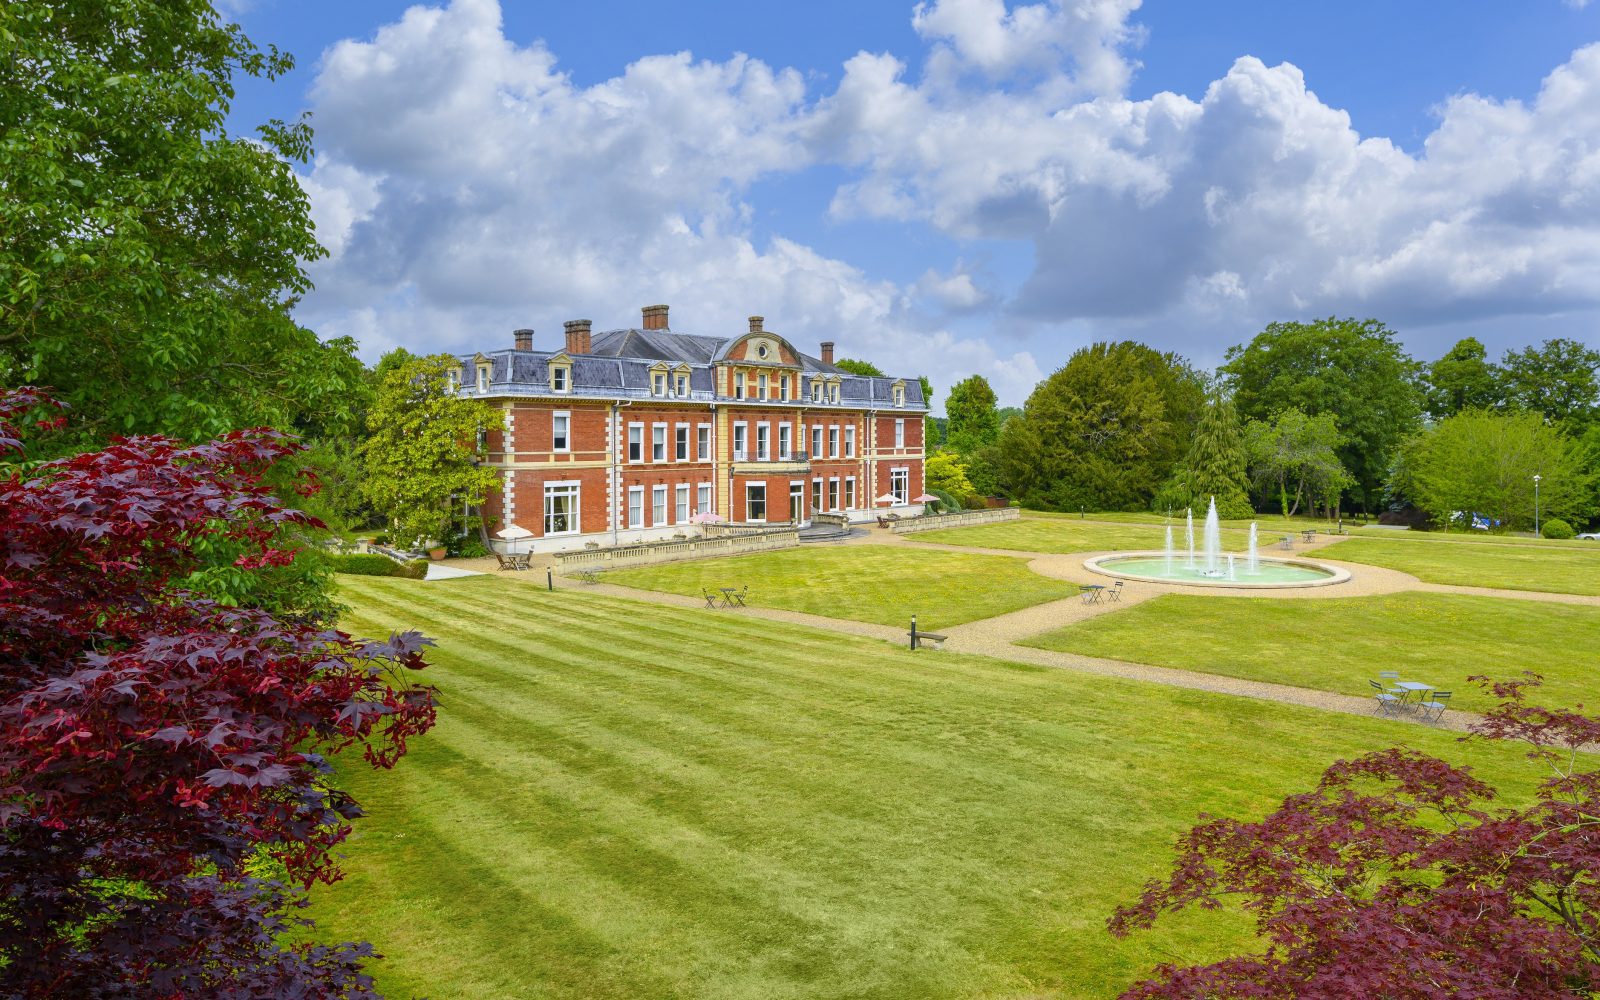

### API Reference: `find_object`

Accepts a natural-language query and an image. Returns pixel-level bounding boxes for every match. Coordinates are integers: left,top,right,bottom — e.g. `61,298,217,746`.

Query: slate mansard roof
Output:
455,323,927,411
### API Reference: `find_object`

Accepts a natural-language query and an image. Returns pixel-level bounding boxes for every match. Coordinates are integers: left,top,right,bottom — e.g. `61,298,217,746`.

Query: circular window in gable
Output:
757,343,770,359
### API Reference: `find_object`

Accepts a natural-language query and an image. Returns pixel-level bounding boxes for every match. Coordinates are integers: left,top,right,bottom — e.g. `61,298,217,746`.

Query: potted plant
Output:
427,543,448,561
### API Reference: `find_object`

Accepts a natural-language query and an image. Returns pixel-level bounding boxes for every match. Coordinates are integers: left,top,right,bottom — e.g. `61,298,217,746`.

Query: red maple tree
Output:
0,389,438,998
1109,677,1600,999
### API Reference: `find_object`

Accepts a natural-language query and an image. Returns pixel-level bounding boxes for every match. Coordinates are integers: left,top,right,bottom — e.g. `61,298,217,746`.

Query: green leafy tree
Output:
925,452,975,501
1244,408,1352,517
1165,392,1252,518
945,375,1001,455
1421,337,1502,419
0,1,367,452
1222,318,1420,509
1498,338,1600,433
995,342,1205,511
362,353,501,549
1402,409,1593,532
833,358,885,376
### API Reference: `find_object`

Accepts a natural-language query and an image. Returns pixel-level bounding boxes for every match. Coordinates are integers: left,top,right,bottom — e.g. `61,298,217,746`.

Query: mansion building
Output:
452,305,928,552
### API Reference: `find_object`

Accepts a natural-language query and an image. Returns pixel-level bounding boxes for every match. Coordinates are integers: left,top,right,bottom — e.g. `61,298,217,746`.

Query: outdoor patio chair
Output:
494,553,519,571
1378,670,1405,698
701,588,721,609
1418,691,1452,722
1106,581,1124,602
1369,679,1403,717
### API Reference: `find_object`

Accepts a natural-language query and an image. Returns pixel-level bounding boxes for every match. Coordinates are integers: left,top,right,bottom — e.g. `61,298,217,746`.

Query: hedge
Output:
1541,518,1575,540
330,553,429,579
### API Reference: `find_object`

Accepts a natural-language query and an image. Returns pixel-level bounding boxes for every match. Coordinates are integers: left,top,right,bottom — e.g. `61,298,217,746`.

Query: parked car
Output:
1578,531,1600,541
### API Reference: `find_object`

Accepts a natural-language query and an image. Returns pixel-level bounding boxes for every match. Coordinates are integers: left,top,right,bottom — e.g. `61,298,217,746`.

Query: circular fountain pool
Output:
1084,553,1350,589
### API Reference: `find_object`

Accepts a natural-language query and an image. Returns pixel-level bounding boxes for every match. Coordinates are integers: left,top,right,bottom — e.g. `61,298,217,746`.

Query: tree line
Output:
927,319,1600,534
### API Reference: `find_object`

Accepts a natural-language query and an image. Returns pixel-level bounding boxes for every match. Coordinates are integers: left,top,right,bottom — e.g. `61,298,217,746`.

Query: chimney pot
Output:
748,315,764,334
642,304,670,330
513,328,534,351
820,341,835,365
563,319,592,355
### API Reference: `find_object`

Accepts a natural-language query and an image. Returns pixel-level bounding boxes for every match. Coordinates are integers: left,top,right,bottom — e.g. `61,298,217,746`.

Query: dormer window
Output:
810,381,821,403
476,365,490,392
652,372,667,396
674,373,689,396
447,367,462,391
829,383,840,404
548,357,572,394
892,382,906,407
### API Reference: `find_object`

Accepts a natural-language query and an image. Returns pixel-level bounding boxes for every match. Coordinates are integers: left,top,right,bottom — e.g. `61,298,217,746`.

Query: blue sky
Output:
226,0,1600,408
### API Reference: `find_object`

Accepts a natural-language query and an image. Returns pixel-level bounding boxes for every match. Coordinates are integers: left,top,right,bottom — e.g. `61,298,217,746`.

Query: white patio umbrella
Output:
495,524,535,553
875,493,898,505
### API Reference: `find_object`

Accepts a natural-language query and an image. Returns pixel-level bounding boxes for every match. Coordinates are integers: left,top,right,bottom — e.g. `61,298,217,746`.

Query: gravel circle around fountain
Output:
1083,552,1353,589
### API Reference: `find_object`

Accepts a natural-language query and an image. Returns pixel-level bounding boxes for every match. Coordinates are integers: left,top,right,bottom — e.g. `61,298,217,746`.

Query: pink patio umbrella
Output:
912,493,939,503
688,511,725,524
874,493,898,505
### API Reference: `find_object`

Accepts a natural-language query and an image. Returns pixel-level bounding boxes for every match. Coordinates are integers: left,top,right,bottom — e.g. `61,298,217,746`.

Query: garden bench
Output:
907,630,947,650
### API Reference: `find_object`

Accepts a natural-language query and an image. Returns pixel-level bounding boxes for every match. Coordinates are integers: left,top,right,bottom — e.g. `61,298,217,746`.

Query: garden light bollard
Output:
910,615,918,650
547,566,553,592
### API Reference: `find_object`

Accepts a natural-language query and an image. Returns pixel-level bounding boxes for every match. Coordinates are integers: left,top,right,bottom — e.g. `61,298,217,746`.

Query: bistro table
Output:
1391,681,1435,708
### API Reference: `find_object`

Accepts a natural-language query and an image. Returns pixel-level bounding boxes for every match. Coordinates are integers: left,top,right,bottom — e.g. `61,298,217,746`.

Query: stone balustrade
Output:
888,507,1020,534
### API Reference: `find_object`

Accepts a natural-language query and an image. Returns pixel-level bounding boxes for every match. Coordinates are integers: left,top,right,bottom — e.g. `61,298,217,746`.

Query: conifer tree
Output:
1186,393,1253,518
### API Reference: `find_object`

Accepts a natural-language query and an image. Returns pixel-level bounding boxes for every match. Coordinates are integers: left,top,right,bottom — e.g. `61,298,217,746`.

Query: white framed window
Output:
811,426,823,458
758,373,768,399
778,424,792,459
891,467,910,504
628,423,643,463
779,375,789,399
552,411,569,453
675,484,690,523
674,373,688,396
757,422,770,461
734,372,746,399
551,366,569,393
828,477,840,511
696,483,712,515
844,476,856,510
652,372,667,396
697,424,711,461
894,418,906,448
828,426,840,458
811,477,823,510
652,424,667,462
831,383,840,404
845,425,856,457
652,485,668,525
745,483,767,522
810,381,821,403
628,486,644,529
893,383,905,406
543,481,580,535
447,367,461,390
477,365,490,392
675,424,690,462
733,422,748,461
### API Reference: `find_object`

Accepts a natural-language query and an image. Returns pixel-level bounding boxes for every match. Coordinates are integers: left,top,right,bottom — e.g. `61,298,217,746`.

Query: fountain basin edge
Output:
1083,552,1352,589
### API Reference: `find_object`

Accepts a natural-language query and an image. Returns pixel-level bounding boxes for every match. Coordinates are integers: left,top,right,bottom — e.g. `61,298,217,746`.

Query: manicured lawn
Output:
317,575,1535,1000
1320,535,1600,596
598,545,1077,631
1021,592,1600,713
913,513,1257,556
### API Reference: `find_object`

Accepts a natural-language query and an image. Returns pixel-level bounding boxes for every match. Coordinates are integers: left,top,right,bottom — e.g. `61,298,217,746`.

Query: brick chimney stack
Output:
642,304,670,330
513,328,533,351
820,341,835,365
563,319,592,355
748,316,764,334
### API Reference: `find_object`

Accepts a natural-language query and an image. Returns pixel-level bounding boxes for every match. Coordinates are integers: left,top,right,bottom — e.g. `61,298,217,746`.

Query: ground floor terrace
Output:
317,513,1600,998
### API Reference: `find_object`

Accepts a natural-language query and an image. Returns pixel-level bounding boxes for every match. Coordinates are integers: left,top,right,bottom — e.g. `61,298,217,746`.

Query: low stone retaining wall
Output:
889,507,1019,534
554,526,798,573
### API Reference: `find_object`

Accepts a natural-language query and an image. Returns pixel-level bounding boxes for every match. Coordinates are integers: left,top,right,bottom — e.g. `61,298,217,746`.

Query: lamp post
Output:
1534,474,1542,537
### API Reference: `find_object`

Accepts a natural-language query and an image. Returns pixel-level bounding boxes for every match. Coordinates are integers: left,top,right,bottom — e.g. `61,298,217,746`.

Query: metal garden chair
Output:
1369,679,1403,717
1418,691,1452,723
